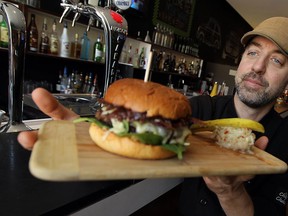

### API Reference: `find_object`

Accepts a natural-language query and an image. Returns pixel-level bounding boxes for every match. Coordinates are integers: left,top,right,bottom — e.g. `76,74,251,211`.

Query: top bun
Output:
104,78,192,119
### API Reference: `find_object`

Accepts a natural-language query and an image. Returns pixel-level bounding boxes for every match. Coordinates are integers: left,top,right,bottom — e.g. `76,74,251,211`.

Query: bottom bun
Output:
89,123,176,159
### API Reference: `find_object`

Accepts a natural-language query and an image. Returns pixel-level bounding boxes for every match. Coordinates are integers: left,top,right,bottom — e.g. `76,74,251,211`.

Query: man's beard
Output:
235,72,284,108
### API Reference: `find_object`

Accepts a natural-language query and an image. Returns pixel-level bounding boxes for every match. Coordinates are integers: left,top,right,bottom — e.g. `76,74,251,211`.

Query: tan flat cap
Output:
241,17,288,56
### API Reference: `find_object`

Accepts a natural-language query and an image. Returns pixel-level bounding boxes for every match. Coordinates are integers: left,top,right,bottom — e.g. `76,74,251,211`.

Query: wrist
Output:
216,183,246,202
217,184,254,216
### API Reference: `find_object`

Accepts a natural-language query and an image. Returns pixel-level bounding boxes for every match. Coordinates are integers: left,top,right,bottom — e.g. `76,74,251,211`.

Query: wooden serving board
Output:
29,120,287,181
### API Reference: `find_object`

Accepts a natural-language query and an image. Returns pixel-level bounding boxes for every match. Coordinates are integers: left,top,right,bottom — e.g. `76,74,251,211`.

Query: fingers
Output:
254,136,269,150
18,88,80,151
17,130,38,150
204,175,254,186
32,88,79,120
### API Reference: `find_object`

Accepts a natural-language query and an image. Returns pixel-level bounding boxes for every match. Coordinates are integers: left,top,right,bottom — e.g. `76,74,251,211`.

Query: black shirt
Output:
178,95,288,216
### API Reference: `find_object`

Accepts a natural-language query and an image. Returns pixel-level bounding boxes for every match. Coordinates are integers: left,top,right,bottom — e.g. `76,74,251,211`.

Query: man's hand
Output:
202,136,269,216
17,88,79,150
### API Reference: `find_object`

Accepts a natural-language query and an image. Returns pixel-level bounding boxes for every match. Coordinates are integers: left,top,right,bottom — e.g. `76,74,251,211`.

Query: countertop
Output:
0,132,136,216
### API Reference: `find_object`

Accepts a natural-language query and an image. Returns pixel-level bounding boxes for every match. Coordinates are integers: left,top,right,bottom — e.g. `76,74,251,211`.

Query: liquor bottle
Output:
56,70,62,92
155,50,163,71
0,15,8,48
158,25,164,46
161,27,168,47
173,34,179,51
163,54,171,72
68,71,76,93
138,47,145,68
152,24,160,45
159,51,166,71
127,44,133,64
177,36,183,52
136,31,141,40
85,72,93,93
210,82,218,97
60,66,69,93
160,26,166,47
170,55,176,71
90,73,99,95
73,70,82,93
50,19,59,55
80,31,90,60
81,73,89,93
27,14,38,52
181,37,186,53
218,81,226,96
60,22,70,58
39,18,50,53
70,33,81,58
132,48,139,68
168,30,175,49
93,35,103,62
119,44,128,63
144,30,151,43
101,39,106,63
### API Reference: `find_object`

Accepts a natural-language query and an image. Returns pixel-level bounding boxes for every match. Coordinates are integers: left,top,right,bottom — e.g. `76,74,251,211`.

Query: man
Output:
178,17,288,216
18,17,288,215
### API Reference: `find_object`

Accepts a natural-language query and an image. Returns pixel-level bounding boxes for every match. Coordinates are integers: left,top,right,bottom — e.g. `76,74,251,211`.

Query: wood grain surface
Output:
29,120,287,181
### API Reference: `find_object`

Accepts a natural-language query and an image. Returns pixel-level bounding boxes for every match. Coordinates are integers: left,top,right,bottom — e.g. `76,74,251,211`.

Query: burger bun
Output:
104,78,191,119
89,123,176,159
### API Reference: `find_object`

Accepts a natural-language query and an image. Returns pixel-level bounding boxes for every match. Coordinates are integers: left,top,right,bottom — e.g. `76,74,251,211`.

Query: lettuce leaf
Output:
73,117,109,129
74,117,186,159
162,144,186,160
122,132,163,145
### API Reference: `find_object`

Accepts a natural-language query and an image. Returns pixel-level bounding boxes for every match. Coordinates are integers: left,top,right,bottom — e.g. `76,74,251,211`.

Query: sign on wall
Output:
152,0,196,37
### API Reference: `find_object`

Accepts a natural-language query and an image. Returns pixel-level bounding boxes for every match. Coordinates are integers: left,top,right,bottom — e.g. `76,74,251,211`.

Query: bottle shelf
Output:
151,43,200,59
26,51,104,65
153,70,198,79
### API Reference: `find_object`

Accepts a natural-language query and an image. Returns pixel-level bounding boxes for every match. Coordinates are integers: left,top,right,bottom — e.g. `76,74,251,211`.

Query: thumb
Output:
32,88,79,120
254,136,269,150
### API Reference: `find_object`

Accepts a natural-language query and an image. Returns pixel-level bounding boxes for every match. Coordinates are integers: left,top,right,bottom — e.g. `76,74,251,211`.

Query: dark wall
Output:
143,0,252,66
190,0,252,65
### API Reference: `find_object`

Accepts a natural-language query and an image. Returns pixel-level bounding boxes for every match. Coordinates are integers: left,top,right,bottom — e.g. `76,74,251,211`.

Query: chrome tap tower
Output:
60,0,128,95
0,0,128,132
0,1,29,132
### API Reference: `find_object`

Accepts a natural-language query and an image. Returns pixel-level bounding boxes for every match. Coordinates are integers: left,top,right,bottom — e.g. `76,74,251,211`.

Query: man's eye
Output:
271,58,282,65
247,51,257,56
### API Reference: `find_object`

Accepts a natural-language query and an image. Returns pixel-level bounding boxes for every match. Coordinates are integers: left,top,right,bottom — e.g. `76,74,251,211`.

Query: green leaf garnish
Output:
73,117,110,129
162,144,186,160
74,117,186,159
130,133,163,145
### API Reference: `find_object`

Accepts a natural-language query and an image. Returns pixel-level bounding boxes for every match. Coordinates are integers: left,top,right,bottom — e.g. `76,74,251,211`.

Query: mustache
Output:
240,72,269,87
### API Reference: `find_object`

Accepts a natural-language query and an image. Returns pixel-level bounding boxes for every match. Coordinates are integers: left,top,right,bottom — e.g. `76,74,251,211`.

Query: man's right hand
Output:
17,88,79,150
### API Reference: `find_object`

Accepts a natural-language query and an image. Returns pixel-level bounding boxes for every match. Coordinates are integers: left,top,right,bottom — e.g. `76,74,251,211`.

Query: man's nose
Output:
251,57,267,74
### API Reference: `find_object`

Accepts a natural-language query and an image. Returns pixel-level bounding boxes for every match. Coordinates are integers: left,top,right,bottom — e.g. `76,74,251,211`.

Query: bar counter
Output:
0,132,182,215
0,132,136,215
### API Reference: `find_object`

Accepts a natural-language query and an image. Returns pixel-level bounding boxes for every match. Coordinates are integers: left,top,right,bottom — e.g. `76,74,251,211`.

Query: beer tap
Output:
0,1,30,133
60,6,71,23
86,16,95,32
59,0,128,95
72,12,81,27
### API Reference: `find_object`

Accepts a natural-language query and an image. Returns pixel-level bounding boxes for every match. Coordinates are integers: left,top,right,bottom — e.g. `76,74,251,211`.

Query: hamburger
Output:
75,78,192,159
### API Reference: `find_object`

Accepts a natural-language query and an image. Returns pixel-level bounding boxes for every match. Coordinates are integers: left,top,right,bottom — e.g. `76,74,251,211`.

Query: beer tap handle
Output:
59,6,71,23
87,16,95,32
72,12,80,27
106,0,111,8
